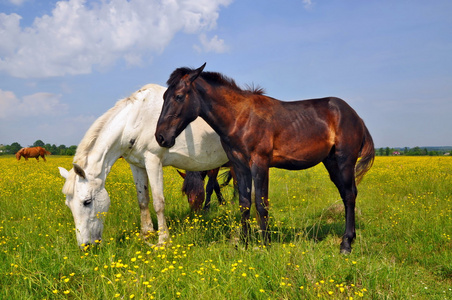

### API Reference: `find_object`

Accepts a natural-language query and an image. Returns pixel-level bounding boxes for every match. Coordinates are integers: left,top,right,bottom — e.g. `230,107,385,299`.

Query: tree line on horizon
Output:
0,140,451,157
376,146,451,156
0,140,77,156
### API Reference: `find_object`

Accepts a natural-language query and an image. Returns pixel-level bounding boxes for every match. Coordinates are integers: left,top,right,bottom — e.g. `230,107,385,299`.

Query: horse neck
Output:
198,84,247,138
80,111,130,182
85,144,122,182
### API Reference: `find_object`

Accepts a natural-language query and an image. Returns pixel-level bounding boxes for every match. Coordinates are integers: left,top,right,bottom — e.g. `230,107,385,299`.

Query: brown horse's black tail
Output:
355,124,375,185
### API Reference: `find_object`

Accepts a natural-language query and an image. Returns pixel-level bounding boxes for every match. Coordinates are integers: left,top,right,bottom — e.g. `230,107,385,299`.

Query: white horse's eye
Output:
83,198,93,206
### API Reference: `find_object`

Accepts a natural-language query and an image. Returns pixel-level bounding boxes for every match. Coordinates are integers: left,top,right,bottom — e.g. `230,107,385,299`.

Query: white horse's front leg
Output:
145,155,170,246
130,164,155,237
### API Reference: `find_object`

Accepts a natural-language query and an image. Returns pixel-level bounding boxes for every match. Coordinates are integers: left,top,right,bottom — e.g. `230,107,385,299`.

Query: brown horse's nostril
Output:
157,134,165,146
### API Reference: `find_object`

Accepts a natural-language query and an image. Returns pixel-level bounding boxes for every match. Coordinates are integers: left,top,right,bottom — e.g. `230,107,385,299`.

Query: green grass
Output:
0,155,451,299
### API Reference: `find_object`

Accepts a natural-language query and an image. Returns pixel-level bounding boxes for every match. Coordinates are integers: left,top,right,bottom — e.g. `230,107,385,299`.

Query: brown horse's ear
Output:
188,62,206,83
73,163,86,179
177,170,186,179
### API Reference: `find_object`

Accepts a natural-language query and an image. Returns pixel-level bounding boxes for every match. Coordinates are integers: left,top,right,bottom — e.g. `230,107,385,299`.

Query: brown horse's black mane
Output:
167,67,265,95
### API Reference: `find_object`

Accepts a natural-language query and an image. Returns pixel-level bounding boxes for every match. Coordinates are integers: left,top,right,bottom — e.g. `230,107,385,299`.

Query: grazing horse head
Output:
59,164,110,248
155,63,206,148
177,170,206,211
16,148,24,160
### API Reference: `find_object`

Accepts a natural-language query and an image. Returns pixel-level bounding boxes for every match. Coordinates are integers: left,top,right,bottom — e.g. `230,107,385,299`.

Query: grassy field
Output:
0,155,451,299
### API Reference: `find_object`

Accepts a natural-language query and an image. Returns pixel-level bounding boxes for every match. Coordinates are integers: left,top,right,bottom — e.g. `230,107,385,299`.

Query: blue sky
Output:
0,0,451,148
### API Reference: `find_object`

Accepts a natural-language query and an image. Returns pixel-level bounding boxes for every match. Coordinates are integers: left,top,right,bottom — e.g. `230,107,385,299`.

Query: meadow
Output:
0,155,451,299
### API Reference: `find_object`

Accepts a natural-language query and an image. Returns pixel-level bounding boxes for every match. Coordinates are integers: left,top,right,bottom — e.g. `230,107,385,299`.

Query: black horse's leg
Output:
203,176,214,210
213,180,225,205
203,169,225,210
323,156,358,254
251,164,270,246
211,168,225,205
234,163,253,246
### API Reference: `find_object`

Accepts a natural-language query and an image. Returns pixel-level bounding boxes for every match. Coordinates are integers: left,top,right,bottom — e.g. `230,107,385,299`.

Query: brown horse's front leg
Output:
234,164,253,246
251,164,271,246
42,155,47,162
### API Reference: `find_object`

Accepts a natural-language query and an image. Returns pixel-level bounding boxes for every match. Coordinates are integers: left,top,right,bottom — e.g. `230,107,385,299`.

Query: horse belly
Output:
271,144,331,170
163,149,228,171
271,156,323,170
161,118,229,171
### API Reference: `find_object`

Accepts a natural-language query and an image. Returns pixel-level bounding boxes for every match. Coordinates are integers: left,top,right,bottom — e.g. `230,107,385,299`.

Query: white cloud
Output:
194,33,229,53
0,0,232,78
8,0,27,5
0,89,68,118
302,0,313,9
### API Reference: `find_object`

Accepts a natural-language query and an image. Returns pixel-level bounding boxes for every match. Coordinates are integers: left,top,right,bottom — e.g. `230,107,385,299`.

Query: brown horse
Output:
155,63,375,254
16,147,51,162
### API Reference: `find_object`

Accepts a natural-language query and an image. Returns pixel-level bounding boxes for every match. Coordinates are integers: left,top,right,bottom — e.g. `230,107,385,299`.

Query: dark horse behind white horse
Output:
58,84,228,248
155,64,374,254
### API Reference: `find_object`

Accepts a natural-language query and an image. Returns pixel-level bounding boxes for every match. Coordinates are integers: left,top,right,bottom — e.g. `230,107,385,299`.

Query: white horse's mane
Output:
62,84,155,196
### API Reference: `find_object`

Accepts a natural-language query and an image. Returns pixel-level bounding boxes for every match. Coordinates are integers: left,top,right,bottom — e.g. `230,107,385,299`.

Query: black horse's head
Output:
155,63,206,148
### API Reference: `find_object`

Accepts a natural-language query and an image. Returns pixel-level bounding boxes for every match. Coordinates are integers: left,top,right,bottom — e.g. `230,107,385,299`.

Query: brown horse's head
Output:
155,63,206,148
15,148,25,160
178,170,206,211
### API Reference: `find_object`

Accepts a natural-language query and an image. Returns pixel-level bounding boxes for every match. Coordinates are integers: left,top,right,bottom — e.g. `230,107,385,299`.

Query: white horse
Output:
58,84,228,248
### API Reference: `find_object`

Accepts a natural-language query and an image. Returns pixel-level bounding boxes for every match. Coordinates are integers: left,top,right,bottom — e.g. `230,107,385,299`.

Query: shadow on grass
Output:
135,200,365,248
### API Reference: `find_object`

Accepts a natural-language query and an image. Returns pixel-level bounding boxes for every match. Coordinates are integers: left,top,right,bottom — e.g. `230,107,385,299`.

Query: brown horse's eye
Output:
175,94,184,102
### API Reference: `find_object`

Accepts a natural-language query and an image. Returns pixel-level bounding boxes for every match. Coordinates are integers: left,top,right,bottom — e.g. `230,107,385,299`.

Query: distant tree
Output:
412,147,421,155
66,145,77,156
385,147,390,156
50,144,58,155
58,145,67,155
9,142,23,154
33,140,45,147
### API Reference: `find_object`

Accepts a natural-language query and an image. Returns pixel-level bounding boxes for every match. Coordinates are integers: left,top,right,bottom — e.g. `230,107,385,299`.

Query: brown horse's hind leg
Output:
251,163,271,246
234,163,253,246
323,154,358,254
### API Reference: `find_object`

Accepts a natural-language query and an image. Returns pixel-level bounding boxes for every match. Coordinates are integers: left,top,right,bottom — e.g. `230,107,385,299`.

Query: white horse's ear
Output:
73,163,86,179
58,167,69,179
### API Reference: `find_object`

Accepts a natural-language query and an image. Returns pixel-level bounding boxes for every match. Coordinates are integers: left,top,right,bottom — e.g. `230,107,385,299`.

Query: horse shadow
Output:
155,201,364,247
270,203,364,244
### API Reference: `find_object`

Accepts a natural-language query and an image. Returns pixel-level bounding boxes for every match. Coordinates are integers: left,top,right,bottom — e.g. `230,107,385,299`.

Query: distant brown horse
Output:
155,63,375,254
16,147,51,162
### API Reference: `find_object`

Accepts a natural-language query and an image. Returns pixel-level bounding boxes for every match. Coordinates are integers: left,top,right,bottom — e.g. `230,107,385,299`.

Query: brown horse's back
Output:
246,97,369,173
